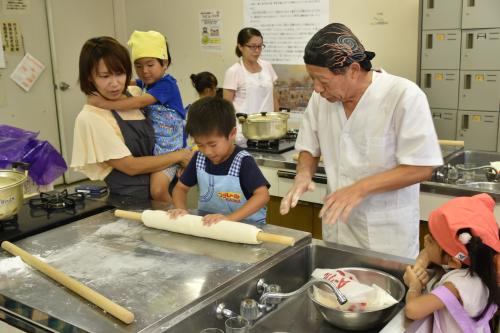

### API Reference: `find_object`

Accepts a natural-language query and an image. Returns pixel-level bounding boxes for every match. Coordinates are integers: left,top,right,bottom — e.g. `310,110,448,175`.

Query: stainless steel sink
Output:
162,240,411,333
462,182,500,193
445,150,500,166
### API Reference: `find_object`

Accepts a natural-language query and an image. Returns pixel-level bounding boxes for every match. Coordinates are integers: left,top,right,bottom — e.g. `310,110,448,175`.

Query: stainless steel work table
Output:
0,210,310,332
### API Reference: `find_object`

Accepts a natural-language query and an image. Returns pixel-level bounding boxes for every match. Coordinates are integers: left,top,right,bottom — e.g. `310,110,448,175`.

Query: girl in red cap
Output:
403,193,500,332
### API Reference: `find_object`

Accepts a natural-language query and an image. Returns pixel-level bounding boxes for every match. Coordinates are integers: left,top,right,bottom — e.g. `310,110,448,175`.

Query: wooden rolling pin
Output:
115,209,295,246
1,241,135,325
438,140,464,147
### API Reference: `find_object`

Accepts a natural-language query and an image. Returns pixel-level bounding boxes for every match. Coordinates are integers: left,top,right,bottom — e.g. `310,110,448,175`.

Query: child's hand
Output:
87,93,107,108
168,208,188,219
412,265,430,286
403,266,423,291
202,214,228,226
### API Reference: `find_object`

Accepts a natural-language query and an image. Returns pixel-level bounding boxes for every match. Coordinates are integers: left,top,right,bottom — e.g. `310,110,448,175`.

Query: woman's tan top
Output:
71,87,146,180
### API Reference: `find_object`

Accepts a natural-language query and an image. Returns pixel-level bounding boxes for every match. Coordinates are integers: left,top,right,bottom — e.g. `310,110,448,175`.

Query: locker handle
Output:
424,74,432,88
464,74,472,89
461,115,469,131
426,34,433,49
427,0,434,9
466,33,474,49
467,0,475,7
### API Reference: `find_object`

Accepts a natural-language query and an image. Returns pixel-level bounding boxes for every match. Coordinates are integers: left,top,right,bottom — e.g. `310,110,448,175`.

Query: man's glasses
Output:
245,44,265,51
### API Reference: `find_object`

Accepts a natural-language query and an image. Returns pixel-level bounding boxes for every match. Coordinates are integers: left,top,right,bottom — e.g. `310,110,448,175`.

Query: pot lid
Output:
246,112,289,123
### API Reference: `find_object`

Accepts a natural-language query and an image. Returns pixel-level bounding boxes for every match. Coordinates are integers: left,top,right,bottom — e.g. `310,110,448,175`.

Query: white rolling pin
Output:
114,209,295,246
1,241,135,324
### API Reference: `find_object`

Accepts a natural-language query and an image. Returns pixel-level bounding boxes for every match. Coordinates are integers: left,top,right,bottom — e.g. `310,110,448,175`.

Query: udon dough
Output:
141,210,262,244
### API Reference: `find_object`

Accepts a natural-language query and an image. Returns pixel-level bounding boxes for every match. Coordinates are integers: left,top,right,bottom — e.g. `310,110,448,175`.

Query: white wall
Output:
123,0,420,106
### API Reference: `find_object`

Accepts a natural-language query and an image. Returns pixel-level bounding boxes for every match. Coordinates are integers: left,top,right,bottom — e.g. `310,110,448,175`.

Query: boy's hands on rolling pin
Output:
168,208,188,219
202,214,228,226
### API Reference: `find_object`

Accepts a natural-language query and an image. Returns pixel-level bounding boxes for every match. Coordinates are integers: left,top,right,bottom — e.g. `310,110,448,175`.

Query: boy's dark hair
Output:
186,97,236,138
79,36,132,95
190,71,218,94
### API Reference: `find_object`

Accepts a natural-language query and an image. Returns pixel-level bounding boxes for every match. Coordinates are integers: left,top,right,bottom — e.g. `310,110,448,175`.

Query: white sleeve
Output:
223,63,239,90
294,92,321,157
394,86,443,166
266,61,278,83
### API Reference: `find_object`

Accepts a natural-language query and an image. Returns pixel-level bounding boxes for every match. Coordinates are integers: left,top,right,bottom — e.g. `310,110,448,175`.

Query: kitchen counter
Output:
0,210,310,332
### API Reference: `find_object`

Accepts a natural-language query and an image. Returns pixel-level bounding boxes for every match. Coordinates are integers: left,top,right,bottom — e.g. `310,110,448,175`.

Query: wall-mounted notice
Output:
2,0,29,12
244,0,329,65
10,52,45,91
0,34,5,68
1,21,23,53
199,9,222,52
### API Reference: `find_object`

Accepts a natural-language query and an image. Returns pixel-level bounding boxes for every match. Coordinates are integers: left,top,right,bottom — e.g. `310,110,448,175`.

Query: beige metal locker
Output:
457,110,498,151
421,70,459,109
459,71,500,111
422,0,461,30
421,30,461,69
461,29,500,70
431,108,457,140
462,0,500,29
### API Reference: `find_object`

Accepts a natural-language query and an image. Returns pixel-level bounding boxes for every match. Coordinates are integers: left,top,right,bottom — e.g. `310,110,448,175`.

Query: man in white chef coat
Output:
280,23,443,259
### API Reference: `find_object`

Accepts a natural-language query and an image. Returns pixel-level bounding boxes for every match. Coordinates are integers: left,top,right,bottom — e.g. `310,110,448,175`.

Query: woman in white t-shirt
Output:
223,28,278,143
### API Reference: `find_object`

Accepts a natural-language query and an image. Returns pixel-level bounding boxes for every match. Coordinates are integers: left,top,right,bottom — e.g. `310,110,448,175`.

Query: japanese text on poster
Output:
10,52,45,91
2,0,29,12
1,21,22,53
199,9,222,52
244,0,329,64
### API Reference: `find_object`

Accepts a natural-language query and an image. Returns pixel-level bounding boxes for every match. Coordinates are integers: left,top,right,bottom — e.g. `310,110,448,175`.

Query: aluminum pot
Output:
236,112,289,141
0,162,29,220
308,267,405,331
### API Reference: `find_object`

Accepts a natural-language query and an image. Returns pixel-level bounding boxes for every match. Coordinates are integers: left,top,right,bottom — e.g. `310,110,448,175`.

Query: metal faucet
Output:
455,165,500,182
259,279,347,307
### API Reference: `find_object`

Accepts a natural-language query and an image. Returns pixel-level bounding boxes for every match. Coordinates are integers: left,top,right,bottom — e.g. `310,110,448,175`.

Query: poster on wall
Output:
199,9,222,52
244,0,329,65
1,21,23,54
1,0,29,12
10,52,45,92
0,34,5,68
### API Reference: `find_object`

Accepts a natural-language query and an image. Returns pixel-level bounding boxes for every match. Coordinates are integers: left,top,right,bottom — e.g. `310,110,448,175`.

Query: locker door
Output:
461,29,500,70
421,70,459,109
462,0,500,29
457,110,498,151
421,30,461,69
431,109,457,140
459,71,500,111
423,0,461,30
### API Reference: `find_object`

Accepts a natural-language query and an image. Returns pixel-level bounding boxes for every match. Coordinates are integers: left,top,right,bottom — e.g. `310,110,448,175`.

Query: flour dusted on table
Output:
311,268,398,312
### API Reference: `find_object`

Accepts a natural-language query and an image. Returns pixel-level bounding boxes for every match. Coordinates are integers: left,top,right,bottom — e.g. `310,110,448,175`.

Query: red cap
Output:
429,193,500,265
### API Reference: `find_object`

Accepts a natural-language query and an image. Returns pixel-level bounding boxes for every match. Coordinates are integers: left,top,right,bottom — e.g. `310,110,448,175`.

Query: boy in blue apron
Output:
169,97,270,225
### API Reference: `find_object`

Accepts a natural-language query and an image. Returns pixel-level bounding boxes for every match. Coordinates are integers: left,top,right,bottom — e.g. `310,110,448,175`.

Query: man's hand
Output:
280,174,315,215
319,182,365,224
167,208,188,219
202,214,228,226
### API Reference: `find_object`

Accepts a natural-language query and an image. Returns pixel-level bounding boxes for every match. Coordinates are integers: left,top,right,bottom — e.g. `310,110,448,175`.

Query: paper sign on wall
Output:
0,34,5,68
1,21,23,53
2,0,29,12
199,9,222,52
10,52,45,91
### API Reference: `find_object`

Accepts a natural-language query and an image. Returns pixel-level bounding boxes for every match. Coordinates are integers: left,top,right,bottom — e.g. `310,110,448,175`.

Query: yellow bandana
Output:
128,30,168,63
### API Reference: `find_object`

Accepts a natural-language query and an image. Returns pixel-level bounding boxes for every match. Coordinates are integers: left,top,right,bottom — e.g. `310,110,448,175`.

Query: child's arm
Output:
87,93,156,110
405,281,460,320
202,185,270,225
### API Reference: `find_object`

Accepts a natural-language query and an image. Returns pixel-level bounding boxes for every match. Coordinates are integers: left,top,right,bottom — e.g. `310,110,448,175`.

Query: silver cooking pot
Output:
0,162,29,220
236,112,289,141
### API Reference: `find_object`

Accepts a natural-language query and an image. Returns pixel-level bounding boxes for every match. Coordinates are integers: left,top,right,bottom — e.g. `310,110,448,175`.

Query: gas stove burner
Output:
284,129,299,140
29,190,85,212
0,215,19,232
247,139,280,148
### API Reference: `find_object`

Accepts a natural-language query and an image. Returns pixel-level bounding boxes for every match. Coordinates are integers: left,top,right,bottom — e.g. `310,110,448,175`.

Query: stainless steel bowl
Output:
308,267,405,331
